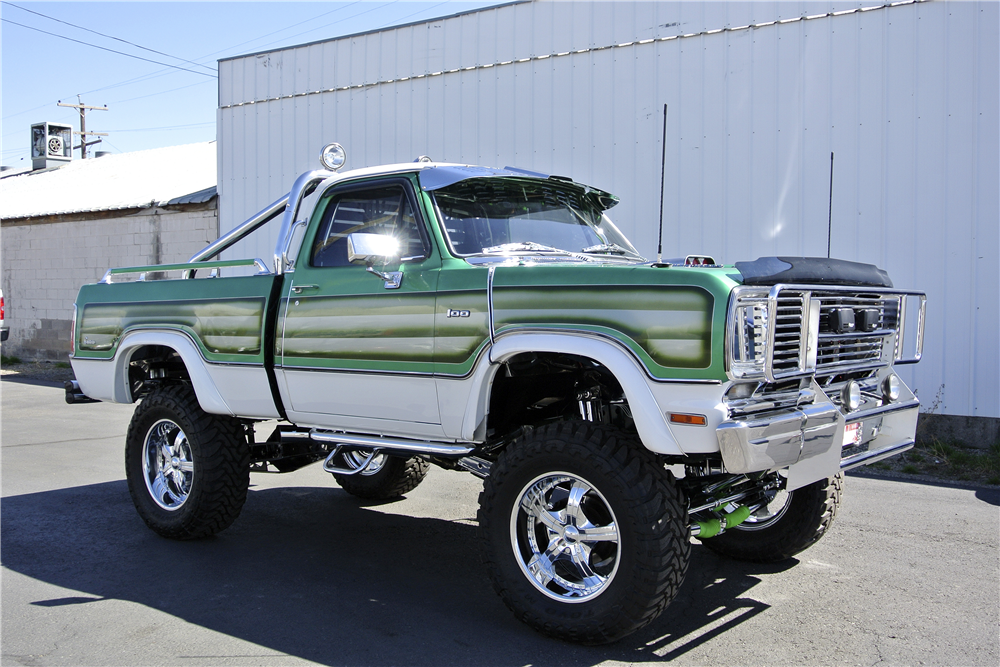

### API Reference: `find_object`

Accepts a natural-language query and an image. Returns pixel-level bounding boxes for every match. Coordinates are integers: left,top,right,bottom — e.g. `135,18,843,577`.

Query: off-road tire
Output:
334,455,429,500
125,384,250,540
478,421,690,645
702,474,843,563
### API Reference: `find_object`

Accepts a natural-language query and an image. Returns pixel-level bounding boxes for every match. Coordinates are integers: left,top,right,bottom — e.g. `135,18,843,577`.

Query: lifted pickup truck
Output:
70,145,925,644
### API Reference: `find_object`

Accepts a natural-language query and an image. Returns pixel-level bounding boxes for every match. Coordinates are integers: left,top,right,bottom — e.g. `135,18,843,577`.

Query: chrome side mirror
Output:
347,233,403,289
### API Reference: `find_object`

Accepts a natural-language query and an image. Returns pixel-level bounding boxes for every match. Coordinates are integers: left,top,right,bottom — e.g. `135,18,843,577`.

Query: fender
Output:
72,329,234,416
456,331,683,455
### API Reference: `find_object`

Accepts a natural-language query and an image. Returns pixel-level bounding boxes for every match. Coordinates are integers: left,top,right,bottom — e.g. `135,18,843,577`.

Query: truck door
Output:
277,177,443,437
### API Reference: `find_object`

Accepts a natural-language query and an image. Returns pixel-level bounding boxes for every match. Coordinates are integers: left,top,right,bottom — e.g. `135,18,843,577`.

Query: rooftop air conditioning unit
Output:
30,122,73,170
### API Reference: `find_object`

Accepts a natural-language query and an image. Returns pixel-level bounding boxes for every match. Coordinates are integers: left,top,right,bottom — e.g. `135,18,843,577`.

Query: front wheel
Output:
125,384,250,540
701,474,843,563
478,421,690,645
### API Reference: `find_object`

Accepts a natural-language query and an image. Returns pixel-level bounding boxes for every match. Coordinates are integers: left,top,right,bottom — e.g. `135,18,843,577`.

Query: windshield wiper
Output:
581,243,645,260
481,241,597,261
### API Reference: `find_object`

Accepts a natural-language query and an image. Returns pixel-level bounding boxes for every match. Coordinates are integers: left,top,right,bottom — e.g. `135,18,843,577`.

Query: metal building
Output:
216,0,999,426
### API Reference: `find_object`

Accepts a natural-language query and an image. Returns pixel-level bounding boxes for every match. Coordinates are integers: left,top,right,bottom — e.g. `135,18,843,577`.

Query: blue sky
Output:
1,1,499,167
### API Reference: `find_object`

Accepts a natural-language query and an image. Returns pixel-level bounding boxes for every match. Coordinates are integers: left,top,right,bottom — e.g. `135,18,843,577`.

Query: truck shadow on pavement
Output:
2,478,791,665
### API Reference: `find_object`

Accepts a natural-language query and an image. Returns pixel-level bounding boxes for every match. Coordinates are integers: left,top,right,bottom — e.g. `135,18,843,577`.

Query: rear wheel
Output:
478,421,690,644
125,384,250,540
332,451,429,500
701,474,843,563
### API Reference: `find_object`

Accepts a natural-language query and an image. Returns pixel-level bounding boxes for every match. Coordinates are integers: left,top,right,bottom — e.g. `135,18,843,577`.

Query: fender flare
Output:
102,329,233,415
459,331,682,455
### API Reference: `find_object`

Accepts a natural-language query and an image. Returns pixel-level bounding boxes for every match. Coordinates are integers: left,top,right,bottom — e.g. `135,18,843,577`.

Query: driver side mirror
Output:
347,233,401,264
347,233,403,289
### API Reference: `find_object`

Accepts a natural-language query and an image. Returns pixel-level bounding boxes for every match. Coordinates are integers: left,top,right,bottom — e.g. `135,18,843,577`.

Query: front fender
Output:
71,329,233,415
456,332,684,455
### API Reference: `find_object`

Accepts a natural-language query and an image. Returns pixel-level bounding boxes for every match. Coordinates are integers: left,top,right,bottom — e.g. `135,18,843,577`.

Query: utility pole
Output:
57,96,108,159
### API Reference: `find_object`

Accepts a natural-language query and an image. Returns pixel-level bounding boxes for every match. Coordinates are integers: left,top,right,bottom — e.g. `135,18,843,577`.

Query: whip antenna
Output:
656,104,668,265
827,151,835,258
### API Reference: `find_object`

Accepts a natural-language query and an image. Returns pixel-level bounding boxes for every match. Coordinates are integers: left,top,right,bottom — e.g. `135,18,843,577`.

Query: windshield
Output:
432,178,643,260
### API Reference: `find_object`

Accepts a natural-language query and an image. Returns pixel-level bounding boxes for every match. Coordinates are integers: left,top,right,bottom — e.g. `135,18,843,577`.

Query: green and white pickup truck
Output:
69,145,926,644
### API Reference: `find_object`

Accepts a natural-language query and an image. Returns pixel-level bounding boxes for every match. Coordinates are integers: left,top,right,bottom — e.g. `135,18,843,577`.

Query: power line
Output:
1,18,217,78
376,1,451,29
106,121,214,133
249,1,398,53
1,2,217,74
1,3,360,121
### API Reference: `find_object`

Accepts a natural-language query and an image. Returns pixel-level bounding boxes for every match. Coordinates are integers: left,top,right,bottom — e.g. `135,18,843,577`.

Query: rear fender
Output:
72,330,233,415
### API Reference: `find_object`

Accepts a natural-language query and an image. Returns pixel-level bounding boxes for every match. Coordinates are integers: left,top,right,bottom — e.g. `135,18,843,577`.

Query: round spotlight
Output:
842,380,862,412
882,373,901,402
320,143,347,171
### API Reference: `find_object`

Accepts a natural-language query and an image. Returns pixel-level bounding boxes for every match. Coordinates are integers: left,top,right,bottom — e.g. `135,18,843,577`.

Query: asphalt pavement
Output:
2,378,998,666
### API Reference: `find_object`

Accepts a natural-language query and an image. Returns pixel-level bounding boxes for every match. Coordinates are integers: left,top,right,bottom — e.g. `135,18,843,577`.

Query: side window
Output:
311,185,425,267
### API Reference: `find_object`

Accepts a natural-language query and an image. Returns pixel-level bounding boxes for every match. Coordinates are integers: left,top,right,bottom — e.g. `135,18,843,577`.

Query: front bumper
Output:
716,377,920,481
717,391,841,475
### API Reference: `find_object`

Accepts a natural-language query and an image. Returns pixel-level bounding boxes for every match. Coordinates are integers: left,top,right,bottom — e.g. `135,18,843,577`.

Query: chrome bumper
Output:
717,386,921,477
717,399,842,475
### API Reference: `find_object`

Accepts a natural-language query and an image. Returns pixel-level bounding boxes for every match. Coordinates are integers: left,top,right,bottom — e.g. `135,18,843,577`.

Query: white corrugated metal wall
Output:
217,0,999,420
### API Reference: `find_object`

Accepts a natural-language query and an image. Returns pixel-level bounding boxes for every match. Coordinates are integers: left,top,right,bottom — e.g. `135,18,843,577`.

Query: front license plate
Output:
842,422,862,448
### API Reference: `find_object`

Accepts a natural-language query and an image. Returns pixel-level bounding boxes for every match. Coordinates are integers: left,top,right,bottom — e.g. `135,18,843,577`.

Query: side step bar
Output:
309,430,476,458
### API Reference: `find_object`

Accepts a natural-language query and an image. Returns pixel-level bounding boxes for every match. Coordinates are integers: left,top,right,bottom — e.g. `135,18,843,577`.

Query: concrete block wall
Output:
1,204,218,361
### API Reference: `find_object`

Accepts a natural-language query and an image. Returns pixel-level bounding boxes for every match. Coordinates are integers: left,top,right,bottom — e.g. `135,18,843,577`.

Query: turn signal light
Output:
669,413,708,426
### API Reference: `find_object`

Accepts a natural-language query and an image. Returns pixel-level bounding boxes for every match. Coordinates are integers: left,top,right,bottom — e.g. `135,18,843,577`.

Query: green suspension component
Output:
694,505,752,539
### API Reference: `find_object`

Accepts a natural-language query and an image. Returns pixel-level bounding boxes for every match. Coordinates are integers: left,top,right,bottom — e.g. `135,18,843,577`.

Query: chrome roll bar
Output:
187,195,288,264
273,170,335,274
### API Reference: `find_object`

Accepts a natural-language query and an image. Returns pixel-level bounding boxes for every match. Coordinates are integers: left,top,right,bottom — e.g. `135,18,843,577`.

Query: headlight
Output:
727,297,768,379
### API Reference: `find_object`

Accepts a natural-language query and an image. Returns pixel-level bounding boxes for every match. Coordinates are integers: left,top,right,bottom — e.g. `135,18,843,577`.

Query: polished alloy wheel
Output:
737,487,792,530
509,472,620,602
142,419,194,511
341,449,387,476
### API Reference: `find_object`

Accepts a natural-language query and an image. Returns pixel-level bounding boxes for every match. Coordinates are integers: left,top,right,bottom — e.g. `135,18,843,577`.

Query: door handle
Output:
291,284,319,294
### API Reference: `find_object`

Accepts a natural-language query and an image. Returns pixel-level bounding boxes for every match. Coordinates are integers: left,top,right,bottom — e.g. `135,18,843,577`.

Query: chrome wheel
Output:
142,419,194,511
737,487,792,531
509,472,620,603
341,449,387,476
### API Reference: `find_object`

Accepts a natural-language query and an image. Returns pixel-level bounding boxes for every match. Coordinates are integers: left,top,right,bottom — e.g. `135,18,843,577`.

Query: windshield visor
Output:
432,178,641,259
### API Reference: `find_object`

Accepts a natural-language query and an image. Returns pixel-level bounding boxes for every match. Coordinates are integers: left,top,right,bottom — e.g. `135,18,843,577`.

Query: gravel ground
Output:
1,360,76,384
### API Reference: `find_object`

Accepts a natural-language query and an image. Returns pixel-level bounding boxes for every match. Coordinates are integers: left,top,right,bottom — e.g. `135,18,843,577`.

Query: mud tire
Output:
125,384,250,540
702,474,843,563
333,455,430,500
478,421,690,645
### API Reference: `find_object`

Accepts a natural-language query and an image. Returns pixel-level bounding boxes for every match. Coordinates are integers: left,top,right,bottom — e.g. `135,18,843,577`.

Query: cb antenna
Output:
826,151,834,258
656,103,668,266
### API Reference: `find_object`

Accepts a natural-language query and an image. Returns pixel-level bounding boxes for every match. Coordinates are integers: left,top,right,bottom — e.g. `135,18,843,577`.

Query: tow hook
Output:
691,504,752,539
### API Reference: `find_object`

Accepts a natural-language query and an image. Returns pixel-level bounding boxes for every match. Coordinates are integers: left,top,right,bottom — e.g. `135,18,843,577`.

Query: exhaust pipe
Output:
64,380,99,404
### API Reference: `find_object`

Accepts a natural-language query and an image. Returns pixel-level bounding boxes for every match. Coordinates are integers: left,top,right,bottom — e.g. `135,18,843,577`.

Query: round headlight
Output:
842,380,862,412
320,143,347,171
882,373,901,402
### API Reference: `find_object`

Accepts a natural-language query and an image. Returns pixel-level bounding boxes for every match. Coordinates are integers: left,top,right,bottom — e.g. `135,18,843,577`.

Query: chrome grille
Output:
771,291,805,375
726,285,924,382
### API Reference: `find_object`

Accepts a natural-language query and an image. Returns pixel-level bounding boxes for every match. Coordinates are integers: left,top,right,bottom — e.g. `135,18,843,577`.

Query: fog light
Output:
882,373,901,401
842,381,862,411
